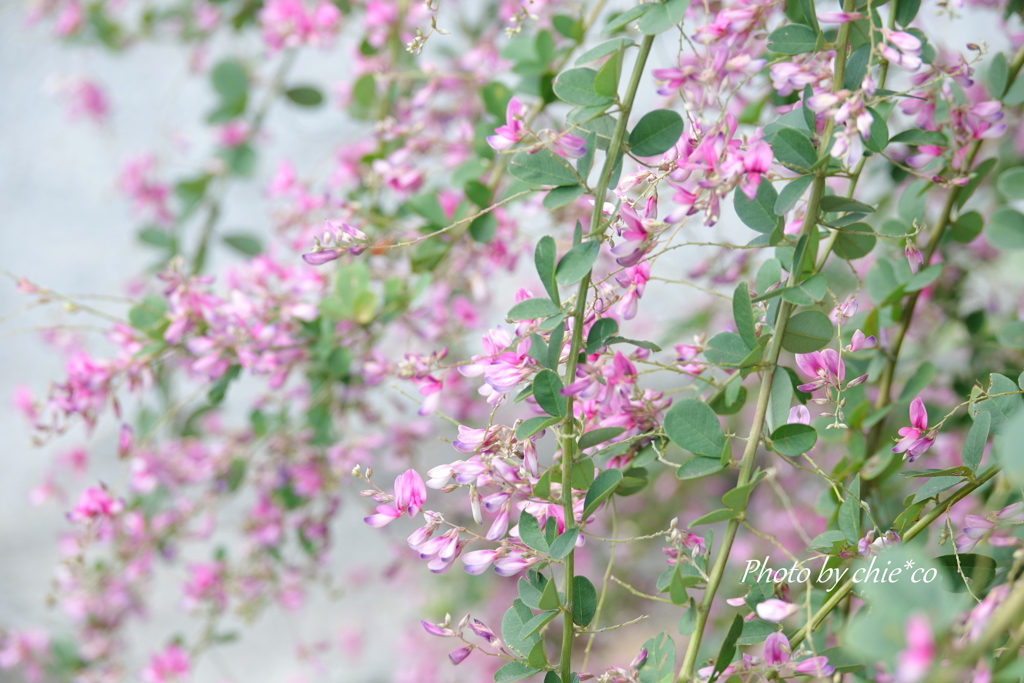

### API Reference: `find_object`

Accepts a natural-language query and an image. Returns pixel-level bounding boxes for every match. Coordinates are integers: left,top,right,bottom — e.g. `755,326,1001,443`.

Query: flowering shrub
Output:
10,0,1024,682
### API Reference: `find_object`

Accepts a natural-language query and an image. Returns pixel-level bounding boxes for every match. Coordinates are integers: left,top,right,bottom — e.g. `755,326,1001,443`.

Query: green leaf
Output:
913,476,963,503
516,416,561,439
602,5,650,34
207,364,241,405
998,320,1024,349
781,311,833,353
756,259,782,295
519,610,558,640
971,373,1024,430
690,508,740,526
508,298,561,320
890,129,947,146
128,296,169,332
895,0,922,25
734,179,779,232
593,48,622,97
664,399,726,457
771,127,817,172
819,196,875,215
284,86,323,107
935,553,997,594
808,530,848,552
482,81,513,119
534,236,559,302
862,107,889,154
722,475,762,510
767,367,794,434
780,273,828,305
637,632,676,683
709,615,745,682
949,211,984,244
818,647,866,674
629,109,684,157
606,336,662,352
583,468,623,518
575,37,635,65
548,528,579,560
555,240,600,286
833,223,876,260
735,620,778,646
1006,72,1024,106
771,423,817,456
898,362,937,404
494,661,542,682
533,370,567,417
220,144,257,177
732,283,757,349
988,52,1010,99
703,332,754,368
579,427,626,450
538,575,560,609
469,213,498,243
775,176,813,215
222,233,263,256
637,0,690,34
573,576,598,626
138,227,176,250
844,44,871,91
676,456,725,480
996,410,1024,486
211,59,248,102
838,480,861,544
543,185,585,209
509,149,580,186
997,166,1024,200
987,206,1024,249
585,318,619,353
553,68,613,106
767,23,819,55
963,410,991,473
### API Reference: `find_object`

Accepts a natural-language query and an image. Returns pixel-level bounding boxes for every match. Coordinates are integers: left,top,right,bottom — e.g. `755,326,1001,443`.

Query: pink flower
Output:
394,469,427,517
142,644,190,683
486,97,525,150
893,397,934,461
794,349,844,392
894,614,934,683
905,244,924,274
788,405,811,425
68,486,124,523
448,647,472,665
363,504,402,528
756,598,798,622
763,631,790,666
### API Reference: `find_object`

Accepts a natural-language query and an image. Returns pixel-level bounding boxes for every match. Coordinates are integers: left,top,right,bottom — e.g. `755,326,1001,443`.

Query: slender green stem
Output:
676,1,856,677
558,34,656,683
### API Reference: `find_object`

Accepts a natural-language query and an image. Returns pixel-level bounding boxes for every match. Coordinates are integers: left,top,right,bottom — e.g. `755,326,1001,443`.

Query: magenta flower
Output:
363,504,402,528
448,647,472,665
794,349,844,392
905,243,924,274
893,397,935,461
394,469,427,517
486,97,525,151
894,614,934,683
68,486,124,523
141,643,190,683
